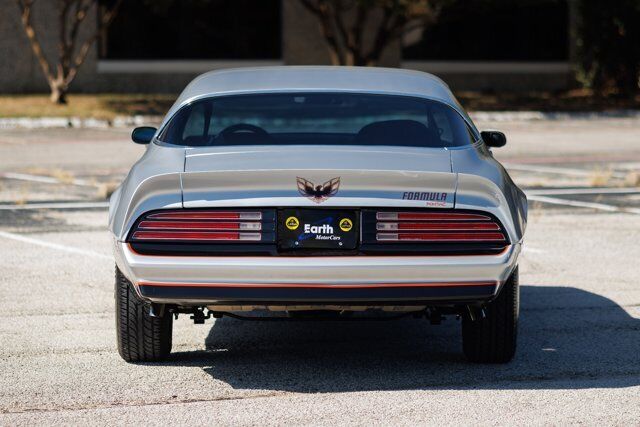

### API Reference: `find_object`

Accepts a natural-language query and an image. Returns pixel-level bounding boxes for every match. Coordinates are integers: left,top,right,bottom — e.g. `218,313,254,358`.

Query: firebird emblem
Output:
296,177,340,203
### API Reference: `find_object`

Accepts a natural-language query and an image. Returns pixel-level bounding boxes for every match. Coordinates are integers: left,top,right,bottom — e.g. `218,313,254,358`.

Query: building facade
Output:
0,0,572,94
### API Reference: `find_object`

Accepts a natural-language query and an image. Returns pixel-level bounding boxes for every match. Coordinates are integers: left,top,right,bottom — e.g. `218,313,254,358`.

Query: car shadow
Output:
167,285,640,391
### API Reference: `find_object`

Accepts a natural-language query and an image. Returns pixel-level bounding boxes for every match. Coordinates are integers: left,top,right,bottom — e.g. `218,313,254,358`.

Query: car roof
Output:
161,66,474,131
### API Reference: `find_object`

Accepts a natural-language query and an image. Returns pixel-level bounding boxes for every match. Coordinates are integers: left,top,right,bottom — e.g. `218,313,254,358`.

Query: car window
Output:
431,109,453,143
158,93,474,148
182,103,206,139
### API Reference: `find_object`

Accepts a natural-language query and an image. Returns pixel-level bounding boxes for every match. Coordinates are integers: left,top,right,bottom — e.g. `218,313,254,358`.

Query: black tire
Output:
462,267,519,363
115,267,172,362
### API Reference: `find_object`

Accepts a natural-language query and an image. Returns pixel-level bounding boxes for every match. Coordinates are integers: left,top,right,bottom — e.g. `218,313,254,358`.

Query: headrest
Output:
182,135,209,146
355,119,440,147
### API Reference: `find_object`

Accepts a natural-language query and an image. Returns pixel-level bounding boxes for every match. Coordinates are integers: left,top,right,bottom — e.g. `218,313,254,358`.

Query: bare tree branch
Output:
66,0,94,70
300,0,323,16
299,0,439,66
15,0,123,103
351,3,368,54
364,5,401,64
300,0,347,64
58,0,71,75
15,0,54,85
66,0,123,86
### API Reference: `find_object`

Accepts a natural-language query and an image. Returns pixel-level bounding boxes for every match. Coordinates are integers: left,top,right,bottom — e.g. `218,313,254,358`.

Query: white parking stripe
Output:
0,230,111,260
528,195,640,214
527,187,640,196
0,172,96,187
0,202,109,210
505,163,627,179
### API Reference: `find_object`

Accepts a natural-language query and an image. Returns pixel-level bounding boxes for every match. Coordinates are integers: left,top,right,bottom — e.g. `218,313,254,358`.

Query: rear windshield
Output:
157,92,475,148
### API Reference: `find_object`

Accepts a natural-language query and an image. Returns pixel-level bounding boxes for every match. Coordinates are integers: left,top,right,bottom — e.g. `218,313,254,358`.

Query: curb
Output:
0,115,162,130
469,110,640,122
1,110,639,130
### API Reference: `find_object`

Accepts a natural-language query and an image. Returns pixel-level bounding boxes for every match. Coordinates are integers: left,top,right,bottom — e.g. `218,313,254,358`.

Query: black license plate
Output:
278,209,358,250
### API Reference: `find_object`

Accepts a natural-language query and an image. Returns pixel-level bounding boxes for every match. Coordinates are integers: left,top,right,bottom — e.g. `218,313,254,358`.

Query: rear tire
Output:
115,267,172,362
462,267,519,363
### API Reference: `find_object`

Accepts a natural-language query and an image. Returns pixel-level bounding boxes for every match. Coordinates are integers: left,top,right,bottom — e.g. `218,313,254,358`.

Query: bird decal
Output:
296,177,340,203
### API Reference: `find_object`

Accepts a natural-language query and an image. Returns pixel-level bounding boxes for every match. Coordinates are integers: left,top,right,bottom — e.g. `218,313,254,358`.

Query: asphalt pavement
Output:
1,117,639,425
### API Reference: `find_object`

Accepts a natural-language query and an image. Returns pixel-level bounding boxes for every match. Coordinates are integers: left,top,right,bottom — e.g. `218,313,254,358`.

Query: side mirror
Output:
131,127,157,144
481,130,507,148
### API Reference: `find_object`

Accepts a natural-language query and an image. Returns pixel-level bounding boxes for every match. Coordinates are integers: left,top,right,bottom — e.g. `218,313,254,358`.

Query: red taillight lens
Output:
137,221,261,231
147,211,261,220
129,210,264,243
131,231,261,241
376,212,491,221
377,222,499,231
377,232,506,242
375,211,506,243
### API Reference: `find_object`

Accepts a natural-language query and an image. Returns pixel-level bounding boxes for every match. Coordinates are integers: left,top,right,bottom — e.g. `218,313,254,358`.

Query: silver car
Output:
110,66,527,363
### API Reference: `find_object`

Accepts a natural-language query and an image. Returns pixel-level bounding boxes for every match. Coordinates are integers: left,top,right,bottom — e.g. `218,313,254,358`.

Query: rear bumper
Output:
138,281,499,305
114,241,521,305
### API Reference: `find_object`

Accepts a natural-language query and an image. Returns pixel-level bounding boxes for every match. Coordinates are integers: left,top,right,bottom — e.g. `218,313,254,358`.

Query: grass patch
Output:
456,89,640,112
0,94,176,119
588,169,614,187
624,172,640,187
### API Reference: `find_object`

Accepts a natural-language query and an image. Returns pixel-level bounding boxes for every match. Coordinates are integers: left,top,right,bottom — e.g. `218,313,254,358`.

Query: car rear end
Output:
111,74,526,363
113,139,523,309
119,205,517,307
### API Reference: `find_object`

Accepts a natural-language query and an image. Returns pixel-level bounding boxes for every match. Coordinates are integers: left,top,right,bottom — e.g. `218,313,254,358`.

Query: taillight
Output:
129,210,267,243
146,211,261,220
376,222,499,231
376,212,490,221
374,211,506,243
137,221,261,231
377,232,506,242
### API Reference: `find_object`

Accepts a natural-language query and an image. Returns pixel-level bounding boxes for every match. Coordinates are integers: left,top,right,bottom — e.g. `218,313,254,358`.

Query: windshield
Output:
157,92,475,148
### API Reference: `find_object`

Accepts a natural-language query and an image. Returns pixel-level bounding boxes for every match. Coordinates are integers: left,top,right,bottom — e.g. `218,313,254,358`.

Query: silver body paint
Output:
109,67,527,304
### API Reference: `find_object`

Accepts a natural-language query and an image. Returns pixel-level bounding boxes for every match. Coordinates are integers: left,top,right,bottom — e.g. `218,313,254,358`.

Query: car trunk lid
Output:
181,145,456,208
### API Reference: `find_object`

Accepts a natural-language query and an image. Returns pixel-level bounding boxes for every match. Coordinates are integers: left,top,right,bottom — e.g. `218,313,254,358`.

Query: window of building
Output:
100,0,281,59
403,0,568,61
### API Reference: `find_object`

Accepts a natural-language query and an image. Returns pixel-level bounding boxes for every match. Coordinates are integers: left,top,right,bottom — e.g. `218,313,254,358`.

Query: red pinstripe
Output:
126,243,511,258
137,281,498,289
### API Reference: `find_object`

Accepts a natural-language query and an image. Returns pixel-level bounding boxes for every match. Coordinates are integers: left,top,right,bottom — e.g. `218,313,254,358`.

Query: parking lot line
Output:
528,195,640,214
522,246,545,254
0,202,109,210
505,164,627,179
0,172,96,187
0,230,111,260
527,187,640,196
503,153,640,165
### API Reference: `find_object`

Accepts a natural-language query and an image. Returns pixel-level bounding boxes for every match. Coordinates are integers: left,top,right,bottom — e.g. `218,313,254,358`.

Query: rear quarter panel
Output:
109,144,185,241
451,143,527,242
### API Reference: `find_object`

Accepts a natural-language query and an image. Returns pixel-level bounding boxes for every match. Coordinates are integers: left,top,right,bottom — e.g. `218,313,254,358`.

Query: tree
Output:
15,0,123,104
299,0,445,66
573,0,640,96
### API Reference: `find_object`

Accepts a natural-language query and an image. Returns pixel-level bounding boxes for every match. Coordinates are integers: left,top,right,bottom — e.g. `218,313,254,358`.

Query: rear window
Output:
157,92,475,148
